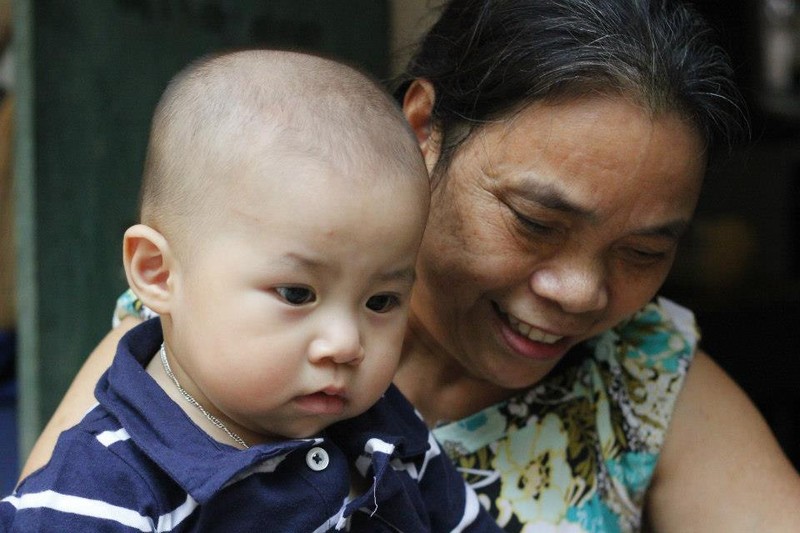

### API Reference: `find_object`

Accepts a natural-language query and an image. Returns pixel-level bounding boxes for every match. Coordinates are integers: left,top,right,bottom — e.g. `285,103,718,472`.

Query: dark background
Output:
664,1,800,469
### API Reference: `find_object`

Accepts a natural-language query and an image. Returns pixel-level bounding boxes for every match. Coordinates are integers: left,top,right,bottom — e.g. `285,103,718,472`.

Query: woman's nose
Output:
530,260,608,314
308,317,365,365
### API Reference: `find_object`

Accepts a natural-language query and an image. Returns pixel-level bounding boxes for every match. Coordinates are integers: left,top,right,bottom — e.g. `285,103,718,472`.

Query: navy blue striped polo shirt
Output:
2,319,499,532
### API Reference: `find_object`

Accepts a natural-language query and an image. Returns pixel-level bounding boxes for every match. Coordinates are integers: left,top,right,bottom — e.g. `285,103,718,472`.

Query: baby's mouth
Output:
295,389,347,415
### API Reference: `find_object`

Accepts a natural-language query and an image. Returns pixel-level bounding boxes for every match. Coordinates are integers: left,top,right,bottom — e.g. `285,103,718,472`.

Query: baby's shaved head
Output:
140,49,426,248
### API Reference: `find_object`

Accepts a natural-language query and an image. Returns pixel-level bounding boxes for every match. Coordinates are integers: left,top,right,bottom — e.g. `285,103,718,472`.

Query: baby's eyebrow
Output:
278,254,416,284
278,253,325,272
376,267,417,285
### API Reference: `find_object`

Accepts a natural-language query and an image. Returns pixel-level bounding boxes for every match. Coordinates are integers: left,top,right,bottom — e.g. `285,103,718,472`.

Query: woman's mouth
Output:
504,311,564,344
492,302,570,360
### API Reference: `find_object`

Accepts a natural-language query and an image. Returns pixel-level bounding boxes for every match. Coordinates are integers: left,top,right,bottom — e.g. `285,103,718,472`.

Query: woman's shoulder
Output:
586,296,698,396
596,296,698,366
589,296,698,446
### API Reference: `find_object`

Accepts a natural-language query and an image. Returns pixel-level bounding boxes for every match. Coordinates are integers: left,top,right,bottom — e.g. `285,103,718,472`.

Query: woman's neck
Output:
395,321,518,427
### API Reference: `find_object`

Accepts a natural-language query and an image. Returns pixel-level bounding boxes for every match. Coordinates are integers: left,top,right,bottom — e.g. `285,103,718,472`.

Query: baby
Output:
2,50,498,531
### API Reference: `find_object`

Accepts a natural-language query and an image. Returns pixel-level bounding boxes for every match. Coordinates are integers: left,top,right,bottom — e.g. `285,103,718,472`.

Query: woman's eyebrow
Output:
519,182,690,239
632,220,691,240
519,182,595,219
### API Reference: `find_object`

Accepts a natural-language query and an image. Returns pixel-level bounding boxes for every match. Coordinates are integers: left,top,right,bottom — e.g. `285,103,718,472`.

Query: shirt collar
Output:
95,319,320,503
95,319,432,503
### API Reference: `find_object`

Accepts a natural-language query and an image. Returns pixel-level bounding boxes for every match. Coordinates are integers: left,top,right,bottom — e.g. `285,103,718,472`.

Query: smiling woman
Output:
405,96,706,393
389,0,798,529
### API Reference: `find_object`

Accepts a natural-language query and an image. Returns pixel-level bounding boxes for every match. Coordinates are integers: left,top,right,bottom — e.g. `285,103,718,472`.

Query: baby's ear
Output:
123,224,175,314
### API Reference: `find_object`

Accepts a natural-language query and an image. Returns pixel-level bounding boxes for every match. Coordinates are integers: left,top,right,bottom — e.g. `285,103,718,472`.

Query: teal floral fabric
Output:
114,291,696,531
432,298,697,532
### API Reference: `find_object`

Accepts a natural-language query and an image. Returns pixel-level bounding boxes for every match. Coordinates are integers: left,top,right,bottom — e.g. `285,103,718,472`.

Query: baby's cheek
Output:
367,354,401,398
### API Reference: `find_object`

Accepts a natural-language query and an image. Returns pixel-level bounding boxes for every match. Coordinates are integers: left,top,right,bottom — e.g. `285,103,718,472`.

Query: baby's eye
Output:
365,294,400,313
275,286,316,305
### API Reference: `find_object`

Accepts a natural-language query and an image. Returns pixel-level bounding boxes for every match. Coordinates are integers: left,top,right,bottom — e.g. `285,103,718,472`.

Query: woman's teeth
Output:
507,314,563,344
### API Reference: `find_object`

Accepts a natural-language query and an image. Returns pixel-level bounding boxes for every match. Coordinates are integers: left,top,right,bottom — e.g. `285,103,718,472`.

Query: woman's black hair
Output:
396,0,748,179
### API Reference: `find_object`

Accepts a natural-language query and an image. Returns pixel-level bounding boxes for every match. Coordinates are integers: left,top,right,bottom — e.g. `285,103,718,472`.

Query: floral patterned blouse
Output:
432,297,697,532
115,291,696,532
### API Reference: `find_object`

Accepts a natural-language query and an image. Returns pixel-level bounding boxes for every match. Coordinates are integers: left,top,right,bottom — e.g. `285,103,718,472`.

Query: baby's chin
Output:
244,416,345,444
240,396,381,444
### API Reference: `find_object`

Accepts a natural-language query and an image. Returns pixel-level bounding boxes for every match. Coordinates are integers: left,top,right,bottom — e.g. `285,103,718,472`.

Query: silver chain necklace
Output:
159,343,250,449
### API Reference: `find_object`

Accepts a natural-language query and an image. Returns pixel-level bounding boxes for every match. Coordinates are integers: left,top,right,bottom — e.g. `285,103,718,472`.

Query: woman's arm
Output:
645,351,800,531
18,316,142,481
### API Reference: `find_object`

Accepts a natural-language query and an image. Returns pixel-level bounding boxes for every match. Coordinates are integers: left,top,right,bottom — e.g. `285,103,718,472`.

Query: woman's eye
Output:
513,211,554,234
275,286,316,305
365,294,400,313
624,248,669,264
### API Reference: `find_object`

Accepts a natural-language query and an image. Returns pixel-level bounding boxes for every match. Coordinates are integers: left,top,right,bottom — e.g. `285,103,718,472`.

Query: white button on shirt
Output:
306,447,330,471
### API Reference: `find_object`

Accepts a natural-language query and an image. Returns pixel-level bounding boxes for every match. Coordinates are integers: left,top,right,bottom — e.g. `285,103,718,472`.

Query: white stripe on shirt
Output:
223,455,289,489
155,495,199,531
310,497,352,533
3,490,157,531
3,490,198,532
96,427,131,447
451,483,482,532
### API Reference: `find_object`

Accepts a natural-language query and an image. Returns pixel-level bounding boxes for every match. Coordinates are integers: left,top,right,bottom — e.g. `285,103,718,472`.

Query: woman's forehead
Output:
473,95,704,164
447,95,706,221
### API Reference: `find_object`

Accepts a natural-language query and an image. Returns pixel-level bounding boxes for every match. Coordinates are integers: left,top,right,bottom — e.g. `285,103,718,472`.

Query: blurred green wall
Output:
15,0,389,457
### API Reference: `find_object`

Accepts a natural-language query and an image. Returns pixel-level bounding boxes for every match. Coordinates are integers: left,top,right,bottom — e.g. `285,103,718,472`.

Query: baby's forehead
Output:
172,136,429,268
234,150,430,199
211,129,426,190
211,151,428,233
